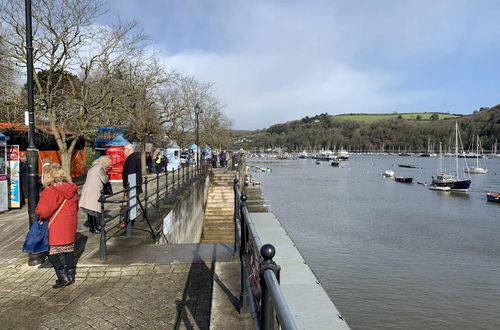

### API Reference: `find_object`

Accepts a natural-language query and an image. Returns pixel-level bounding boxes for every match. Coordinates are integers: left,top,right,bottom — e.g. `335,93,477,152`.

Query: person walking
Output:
211,152,218,168
154,152,162,173
79,156,112,234
118,144,142,228
146,153,152,174
35,163,79,289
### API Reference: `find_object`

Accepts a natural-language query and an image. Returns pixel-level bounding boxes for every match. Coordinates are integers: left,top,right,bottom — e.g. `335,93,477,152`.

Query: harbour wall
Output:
159,173,210,244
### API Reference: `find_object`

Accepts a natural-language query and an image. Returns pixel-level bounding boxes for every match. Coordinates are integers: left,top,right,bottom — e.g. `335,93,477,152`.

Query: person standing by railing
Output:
35,164,78,288
118,144,142,228
79,156,112,234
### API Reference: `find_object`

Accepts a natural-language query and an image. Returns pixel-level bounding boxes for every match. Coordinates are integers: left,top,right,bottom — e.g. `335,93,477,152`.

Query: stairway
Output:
201,170,236,243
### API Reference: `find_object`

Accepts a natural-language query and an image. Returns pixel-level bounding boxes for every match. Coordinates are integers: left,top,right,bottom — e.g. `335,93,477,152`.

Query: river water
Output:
248,155,500,330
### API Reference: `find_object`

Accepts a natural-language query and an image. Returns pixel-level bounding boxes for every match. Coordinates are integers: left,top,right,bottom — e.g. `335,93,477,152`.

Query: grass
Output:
332,113,461,123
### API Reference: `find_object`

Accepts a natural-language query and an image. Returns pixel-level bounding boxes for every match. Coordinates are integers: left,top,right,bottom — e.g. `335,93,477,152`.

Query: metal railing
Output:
97,162,211,260
234,179,298,330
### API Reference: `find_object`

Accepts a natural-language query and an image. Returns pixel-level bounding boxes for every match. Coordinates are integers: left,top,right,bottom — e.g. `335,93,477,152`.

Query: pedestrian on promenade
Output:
79,156,112,234
212,152,218,168
118,144,142,228
35,163,79,289
154,151,162,173
161,152,168,172
146,153,152,174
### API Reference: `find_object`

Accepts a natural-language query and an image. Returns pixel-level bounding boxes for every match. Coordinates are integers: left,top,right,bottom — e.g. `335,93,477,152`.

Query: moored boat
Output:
398,164,418,168
395,177,413,183
486,193,500,203
430,123,472,192
331,161,340,167
383,170,394,177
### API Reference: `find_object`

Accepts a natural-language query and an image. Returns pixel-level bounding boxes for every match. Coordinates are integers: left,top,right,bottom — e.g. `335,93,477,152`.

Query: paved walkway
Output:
0,172,251,330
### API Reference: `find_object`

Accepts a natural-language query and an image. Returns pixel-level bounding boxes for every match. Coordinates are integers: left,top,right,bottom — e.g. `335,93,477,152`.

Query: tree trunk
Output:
60,151,72,181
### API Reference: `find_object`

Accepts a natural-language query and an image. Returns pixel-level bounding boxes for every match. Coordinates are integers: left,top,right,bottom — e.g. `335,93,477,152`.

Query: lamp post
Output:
195,103,202,172
25,0,42,265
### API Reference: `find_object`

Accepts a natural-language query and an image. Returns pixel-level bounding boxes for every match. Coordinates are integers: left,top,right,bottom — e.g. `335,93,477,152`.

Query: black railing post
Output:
144,177,149,220
260,244,278,330
182,164,185,185
126,185,132,237
156,171,160,208
172,169,175,192
177,167,180,189
233,179,240,255
239,193,250,314
165,171,169,200
99,193,106,260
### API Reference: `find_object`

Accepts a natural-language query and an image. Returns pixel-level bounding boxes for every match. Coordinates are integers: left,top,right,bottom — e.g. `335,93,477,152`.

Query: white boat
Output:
383,170,395,177
465,135,488,174
335,148,349,160
429,185,451,191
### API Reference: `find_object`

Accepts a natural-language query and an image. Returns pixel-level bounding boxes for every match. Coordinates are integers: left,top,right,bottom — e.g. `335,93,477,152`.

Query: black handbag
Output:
102,182,113,195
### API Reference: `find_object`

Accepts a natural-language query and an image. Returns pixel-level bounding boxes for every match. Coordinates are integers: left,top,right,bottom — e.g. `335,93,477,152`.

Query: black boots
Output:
66,267,76,284
88,215,101,234
53,269,72,289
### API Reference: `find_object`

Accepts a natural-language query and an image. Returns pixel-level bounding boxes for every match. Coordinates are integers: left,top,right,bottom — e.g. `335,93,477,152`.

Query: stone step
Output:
205,211,233,216
203,217,234,224
203,224,235,231
201,237,235,243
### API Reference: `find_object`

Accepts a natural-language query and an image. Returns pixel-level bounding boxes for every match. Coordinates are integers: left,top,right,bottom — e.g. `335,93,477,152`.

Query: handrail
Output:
98,161,211,259
234,175,299,330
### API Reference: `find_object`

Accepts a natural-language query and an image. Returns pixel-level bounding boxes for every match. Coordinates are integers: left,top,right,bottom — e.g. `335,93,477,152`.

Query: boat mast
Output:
439,142,443,173
476,135,480,168
455,122,459,177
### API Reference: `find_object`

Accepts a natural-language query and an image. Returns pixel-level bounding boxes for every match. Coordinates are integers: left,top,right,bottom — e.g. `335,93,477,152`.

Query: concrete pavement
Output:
0,177,252,330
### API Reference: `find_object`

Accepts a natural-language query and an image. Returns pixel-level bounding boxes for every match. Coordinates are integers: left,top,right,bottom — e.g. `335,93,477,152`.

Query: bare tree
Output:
0,0,146,175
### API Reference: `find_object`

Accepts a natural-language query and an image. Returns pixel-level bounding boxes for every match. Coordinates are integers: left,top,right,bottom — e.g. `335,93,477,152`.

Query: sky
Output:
98,0,500,130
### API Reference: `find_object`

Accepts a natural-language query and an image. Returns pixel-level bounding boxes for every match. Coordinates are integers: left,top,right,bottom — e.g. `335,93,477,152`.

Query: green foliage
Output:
332,112,460,123
235,106,500,152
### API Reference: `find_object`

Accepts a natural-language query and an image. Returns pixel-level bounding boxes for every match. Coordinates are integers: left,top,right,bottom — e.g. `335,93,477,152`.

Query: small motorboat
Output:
395,177,413,183
331,161,340,167
429,184,451,191
398,164,418,168
417,182,427,186
383,170,395,177
315,160,321,165
486,193,500,203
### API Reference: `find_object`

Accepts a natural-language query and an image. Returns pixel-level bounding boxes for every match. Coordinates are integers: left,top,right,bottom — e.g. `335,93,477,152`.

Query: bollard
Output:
156,171,160,207
260,244,278,330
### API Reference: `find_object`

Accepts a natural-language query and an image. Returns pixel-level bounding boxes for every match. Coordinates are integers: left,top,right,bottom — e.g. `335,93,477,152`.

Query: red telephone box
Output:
105,145,125,181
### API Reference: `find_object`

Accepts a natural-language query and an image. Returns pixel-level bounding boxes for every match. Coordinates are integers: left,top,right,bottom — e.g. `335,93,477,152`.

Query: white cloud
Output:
103,0,500,129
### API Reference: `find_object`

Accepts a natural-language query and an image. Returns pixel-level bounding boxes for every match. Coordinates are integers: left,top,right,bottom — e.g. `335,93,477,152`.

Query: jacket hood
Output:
52,182,78,200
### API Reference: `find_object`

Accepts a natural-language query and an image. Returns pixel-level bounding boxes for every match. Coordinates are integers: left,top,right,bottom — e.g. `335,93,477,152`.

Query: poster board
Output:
128,173,137,220
7,145,20,208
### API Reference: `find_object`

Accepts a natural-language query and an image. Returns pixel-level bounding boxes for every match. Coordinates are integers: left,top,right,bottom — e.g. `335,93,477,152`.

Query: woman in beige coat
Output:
79,156,112,233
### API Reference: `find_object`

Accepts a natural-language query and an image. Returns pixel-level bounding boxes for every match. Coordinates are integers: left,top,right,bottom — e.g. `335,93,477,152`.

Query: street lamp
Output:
195,103,202,171
25,0,42,265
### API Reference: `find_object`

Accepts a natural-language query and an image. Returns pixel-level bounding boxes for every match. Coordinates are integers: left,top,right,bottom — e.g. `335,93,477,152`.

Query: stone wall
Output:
159,173,210,244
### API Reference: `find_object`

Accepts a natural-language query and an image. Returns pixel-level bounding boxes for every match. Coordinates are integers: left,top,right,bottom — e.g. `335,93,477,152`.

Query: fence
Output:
97,161,211,260
234,179,298,330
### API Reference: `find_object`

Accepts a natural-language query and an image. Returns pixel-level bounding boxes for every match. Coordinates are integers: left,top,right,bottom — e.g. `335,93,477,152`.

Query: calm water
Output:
249,155,500,330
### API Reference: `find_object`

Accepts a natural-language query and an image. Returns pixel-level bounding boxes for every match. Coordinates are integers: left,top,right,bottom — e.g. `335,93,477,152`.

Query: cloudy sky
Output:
98,0,500,130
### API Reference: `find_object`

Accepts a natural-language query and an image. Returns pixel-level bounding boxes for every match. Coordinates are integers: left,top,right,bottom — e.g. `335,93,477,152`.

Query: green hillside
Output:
332,112,462,123
234,105,500,152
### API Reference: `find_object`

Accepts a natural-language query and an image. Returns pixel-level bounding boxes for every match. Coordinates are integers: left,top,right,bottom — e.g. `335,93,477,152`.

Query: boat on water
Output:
398,164,418,168
335,148,349,160
383,170,394,177
429,185,451,191
430,124,471,192
315,160,321,165
331,161,340,167
465,135,488,174
395,177,413,183
486,193,500,203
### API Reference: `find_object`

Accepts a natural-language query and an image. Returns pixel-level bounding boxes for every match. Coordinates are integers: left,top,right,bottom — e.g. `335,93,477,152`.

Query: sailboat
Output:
465,135,488,174
430,123,471,192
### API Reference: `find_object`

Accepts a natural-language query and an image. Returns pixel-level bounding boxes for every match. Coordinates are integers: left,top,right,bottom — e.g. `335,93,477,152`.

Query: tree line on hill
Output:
0,0,231,175
235,106,500,153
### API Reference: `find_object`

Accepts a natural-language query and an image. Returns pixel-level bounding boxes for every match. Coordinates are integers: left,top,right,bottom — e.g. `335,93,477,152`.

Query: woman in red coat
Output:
35,163,79,288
